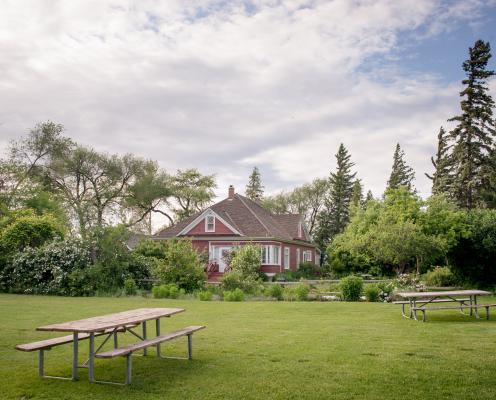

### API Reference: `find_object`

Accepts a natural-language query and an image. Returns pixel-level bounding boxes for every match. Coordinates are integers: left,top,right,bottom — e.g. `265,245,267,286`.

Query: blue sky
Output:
0,0,495,228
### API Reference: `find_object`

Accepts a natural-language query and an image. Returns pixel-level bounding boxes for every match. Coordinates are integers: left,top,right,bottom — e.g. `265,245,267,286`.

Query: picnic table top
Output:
37,308,185,333
398,290,491,299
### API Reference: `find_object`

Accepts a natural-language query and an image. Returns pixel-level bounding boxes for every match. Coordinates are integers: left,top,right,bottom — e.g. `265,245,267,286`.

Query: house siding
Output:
186,217,235,236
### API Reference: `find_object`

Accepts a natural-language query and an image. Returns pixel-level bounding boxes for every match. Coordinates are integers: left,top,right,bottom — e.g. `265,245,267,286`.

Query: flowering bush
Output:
395,273,425,291
377,281,395,302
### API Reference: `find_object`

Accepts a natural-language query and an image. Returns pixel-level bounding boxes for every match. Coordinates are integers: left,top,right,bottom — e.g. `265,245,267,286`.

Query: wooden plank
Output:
398,290,491,298
393,298,470,305
15,325,137,352
96,325,206,358
414,304,496,311
37,308,185,333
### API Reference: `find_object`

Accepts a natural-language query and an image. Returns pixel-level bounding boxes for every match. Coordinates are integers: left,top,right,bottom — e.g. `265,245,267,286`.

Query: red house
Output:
154,185,320,281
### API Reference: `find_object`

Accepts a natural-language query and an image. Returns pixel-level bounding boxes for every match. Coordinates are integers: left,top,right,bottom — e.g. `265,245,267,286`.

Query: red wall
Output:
186,218,234,236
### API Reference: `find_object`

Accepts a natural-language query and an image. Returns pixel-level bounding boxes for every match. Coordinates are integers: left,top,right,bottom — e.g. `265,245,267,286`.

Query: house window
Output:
261,245,281,265
205,215,215,232
315,250,319,265
303,250,312,262
284,247,290,270
298,223,302,238
296,248,300,265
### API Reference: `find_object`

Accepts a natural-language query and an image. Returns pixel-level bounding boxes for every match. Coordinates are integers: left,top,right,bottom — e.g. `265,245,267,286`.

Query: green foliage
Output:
152,283,183,299
449,209,496,285
151,238,206,292
124,278,137,295
223,288,245,301
298,261,320,278
339,275,363,301
133,239,168,259
364,284,380,302
221,244,262,293
6,238,90,295
0,212,64,254
422,267,456,287
198,290,213,301
294,283,310,301
264,284,283,300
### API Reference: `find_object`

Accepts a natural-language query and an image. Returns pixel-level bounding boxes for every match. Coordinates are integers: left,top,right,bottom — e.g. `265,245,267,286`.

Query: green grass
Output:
1,294,496,400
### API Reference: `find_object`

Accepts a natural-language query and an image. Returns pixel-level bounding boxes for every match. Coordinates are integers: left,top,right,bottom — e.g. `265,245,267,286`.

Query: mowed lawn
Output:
1,294,496,400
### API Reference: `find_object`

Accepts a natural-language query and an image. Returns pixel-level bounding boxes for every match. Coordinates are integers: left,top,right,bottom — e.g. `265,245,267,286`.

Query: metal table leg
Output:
72,332,79,381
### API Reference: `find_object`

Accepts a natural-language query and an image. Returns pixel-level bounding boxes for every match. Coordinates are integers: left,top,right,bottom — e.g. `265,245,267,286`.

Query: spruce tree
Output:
425,127,453,195
350,179,364,208
365,190,374,203
245,166,264,200
387,143,415,191
315,143,356,249
448,39,495,209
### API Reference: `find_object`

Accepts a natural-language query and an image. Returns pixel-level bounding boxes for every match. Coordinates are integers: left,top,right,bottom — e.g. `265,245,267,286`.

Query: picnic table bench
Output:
395,290,494,322
15,308,206,385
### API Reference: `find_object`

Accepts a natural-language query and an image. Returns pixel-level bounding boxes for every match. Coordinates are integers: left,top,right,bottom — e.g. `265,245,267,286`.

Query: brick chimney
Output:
228,185,235,200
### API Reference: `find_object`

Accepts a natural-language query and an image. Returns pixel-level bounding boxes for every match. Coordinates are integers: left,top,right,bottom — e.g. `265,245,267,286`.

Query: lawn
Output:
1,294,496,400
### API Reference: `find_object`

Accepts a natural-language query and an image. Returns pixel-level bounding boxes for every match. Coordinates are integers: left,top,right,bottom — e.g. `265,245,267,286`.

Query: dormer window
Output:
205,215,215,232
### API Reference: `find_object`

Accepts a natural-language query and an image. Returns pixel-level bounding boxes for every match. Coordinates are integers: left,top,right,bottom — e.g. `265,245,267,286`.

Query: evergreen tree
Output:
315,143,356,249
245,166,264,200
448,39,496,209
425,127,453,195
365,190,374,203
387,143,415,191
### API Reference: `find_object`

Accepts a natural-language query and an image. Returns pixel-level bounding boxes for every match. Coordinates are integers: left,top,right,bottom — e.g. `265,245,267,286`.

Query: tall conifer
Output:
387,143,415,192
315,143,356,249
245,166,264,200
448,39,495,209
425,127,453,195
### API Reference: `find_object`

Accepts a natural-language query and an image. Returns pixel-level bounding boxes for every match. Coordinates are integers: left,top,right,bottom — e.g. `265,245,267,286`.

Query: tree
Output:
448,40,496,209
365,190,374,203
426,127,453,195
169,169,216,221
245,166,264,200
350,180,364,209
315,143,356,249
387,143,415,191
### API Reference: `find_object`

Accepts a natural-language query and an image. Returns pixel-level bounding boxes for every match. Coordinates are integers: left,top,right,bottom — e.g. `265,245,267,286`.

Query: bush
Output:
229,244,261,276
298,262,320,279
295,283,310,301
264,284,283,300
198,290,213,301
124,278,137,295
377,281,395,302
223,288,244,301
152,238,206,292
423,266,456,287
364,284,380,302
7,238,90,295
340,275,363,301
282,286,297,301
152,283,182,299
274,271,301,281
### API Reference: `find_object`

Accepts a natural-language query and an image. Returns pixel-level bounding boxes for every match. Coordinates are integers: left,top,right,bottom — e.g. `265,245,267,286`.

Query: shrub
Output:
340,275,363,301
223,288,244,301
282,286,297,301
152,283,181,299
264,284,283,300
364,284,380,302
295,283,310,301
124,278,137,295
198,290,213,301
152,238,206,292
423,266,456,287
298,262,320,278
395,273,425,291
229,244,261,277
274,271,301,281
377,281,395,302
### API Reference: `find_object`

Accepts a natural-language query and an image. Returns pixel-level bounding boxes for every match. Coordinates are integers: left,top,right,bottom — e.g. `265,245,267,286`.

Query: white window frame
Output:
205,215,215,232
284,247,290,270
260,245,281,265
296,248,300,265
298,223,302,238
303,250,312,262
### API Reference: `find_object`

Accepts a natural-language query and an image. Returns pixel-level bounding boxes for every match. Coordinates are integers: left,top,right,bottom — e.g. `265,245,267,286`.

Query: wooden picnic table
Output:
36,307,184,382
397,290,492,321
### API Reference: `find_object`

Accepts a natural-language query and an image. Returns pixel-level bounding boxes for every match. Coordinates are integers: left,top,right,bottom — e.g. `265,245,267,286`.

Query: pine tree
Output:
448,39,496,209
365,190,374,204
387,143,415,191
245,166,264,200
425,127,453,195
315,144,356,249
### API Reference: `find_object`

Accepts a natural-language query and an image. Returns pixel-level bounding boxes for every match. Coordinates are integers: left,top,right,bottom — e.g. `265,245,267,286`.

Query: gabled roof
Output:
154,192,313,244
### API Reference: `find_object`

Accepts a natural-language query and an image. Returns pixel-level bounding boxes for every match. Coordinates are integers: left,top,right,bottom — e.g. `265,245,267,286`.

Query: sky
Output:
1,0,496,211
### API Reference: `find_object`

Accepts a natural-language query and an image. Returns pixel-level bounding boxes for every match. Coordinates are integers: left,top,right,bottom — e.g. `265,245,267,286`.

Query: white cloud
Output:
0,0,494,223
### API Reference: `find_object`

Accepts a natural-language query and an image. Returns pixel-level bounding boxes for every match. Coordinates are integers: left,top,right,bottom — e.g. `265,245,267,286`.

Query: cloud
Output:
0,0,494,221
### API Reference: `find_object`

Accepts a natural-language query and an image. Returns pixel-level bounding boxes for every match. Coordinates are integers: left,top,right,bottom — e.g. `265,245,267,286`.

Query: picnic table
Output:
396,290,494,322
16,308,206,384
